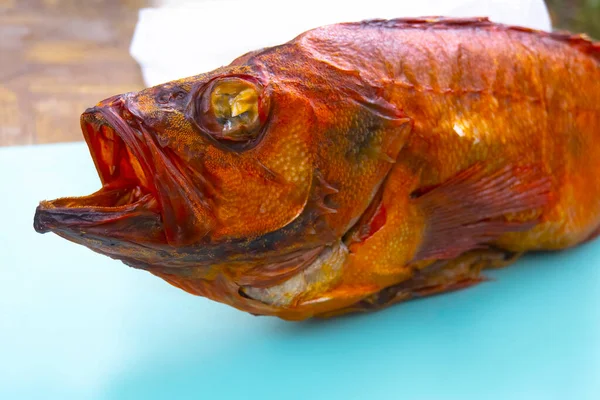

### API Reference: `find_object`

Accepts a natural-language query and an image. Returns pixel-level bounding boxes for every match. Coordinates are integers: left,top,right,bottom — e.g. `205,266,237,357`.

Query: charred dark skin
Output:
35,17,600,320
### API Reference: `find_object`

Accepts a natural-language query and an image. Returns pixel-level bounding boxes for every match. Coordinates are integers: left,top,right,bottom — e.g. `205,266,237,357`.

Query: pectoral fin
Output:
413,163,552,262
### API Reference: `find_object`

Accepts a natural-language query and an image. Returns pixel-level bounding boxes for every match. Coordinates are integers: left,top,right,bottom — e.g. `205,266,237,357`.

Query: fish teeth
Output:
101,124,114,141
127,147,148,188
98,124,120,178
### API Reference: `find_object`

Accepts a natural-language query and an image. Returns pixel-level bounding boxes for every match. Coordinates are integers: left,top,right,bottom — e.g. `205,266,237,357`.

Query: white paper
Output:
130,0,552,87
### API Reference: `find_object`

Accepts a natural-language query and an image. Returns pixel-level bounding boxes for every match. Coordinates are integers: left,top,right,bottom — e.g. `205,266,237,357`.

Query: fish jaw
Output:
33,95,166,247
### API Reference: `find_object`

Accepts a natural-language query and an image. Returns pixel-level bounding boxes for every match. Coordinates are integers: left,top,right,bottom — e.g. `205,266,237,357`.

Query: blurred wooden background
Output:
0,0,598,147
0,0,147,146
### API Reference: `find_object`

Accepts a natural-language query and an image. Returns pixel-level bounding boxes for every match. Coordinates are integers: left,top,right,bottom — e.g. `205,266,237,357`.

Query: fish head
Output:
35,65,314,238
34,41,412,318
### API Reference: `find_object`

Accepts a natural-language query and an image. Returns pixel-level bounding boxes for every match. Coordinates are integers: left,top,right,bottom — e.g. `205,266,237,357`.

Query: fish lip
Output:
34,96,161,235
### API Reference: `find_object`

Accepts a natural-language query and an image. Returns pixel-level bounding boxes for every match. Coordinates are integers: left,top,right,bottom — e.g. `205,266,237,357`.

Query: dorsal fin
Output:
548,31,600,62
339,17,599,63
344,16,495,29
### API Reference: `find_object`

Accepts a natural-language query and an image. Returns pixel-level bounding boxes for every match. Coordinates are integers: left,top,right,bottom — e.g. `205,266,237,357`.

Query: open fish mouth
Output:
33,95,162,238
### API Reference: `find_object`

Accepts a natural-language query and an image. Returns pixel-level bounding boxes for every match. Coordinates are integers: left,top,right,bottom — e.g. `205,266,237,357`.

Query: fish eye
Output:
193,76,269,144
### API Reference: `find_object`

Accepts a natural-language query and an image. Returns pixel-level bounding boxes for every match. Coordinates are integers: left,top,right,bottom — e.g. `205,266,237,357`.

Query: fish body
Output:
34,17,600,320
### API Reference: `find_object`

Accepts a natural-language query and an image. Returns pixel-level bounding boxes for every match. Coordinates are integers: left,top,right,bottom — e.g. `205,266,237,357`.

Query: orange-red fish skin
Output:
34,18,600,320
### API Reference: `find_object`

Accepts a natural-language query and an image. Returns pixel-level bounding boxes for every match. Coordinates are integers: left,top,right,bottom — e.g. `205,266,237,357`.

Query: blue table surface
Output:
1,142,599,400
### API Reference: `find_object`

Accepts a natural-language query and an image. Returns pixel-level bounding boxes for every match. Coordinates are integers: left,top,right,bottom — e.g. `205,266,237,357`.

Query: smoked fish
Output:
34,17,600,320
